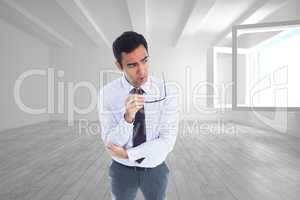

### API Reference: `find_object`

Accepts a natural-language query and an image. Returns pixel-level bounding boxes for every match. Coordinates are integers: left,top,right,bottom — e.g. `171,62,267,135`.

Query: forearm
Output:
126,124,178,161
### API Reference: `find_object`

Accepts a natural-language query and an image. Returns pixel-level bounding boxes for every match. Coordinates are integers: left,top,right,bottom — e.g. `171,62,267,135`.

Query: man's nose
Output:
137,63,146,76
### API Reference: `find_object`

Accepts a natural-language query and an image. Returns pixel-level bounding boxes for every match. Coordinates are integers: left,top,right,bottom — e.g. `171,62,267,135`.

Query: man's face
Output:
116,44,149,88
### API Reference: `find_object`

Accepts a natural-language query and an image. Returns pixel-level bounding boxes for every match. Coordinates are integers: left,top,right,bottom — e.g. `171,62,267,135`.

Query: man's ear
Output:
115,61,123,71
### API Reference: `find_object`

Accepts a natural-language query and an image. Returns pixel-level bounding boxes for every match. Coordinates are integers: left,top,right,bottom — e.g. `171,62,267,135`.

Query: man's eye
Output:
128,64,136,68
143,58,148,63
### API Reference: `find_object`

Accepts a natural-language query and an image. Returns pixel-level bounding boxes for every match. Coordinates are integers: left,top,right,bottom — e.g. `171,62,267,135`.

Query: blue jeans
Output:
109,161,169,200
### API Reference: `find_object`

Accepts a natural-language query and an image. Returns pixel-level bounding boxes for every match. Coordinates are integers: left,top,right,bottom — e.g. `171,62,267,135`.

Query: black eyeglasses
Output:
144,73,167,103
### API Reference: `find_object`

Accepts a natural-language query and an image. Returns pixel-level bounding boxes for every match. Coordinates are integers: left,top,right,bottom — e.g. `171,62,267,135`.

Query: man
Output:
98,31,178,200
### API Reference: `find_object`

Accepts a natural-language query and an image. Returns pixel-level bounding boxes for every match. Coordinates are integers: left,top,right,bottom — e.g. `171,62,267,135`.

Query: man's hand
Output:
124,94,144,123
106,143,128,159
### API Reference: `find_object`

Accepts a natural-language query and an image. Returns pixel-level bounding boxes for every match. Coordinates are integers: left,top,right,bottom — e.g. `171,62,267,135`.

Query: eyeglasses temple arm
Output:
162,72,167,97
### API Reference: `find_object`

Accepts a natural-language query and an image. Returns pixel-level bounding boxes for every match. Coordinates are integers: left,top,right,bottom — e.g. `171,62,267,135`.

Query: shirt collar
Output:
121,73,151,94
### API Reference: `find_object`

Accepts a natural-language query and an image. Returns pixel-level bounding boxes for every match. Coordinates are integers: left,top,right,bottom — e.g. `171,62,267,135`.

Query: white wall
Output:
49,46,113,122
0,18,50,132
149,44,209,120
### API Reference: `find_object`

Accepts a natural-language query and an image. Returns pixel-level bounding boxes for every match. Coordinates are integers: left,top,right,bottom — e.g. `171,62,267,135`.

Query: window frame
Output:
232,20,300,111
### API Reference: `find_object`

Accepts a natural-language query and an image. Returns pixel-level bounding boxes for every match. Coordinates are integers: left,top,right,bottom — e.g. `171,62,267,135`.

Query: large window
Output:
233,20,300,109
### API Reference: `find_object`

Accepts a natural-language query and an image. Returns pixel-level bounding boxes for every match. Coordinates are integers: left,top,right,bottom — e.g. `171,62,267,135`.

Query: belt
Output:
112,160,154,171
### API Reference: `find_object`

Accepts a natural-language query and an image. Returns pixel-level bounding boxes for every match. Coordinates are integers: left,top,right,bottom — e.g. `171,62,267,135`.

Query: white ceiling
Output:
0,0,295,49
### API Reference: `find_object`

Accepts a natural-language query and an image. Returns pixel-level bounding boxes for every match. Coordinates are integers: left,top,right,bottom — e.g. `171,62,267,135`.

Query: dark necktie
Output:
130,88,146,163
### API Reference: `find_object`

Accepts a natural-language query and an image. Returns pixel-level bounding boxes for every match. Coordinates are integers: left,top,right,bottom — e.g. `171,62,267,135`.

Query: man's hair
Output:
112,31,148,65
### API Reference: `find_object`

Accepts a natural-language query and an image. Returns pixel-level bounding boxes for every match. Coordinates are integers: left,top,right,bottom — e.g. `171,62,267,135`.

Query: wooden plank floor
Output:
0,120,299,200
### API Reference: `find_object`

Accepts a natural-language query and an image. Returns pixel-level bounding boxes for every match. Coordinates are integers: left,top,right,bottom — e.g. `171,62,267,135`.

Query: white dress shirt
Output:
98,74,179,168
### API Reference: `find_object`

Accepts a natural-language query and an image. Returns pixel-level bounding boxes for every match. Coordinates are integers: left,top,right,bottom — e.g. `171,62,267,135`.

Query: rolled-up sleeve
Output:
98,89,133,147
127,88,179,162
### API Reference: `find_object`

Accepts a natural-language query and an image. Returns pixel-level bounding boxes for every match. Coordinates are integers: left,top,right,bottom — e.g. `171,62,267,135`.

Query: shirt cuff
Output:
127,146,143,162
